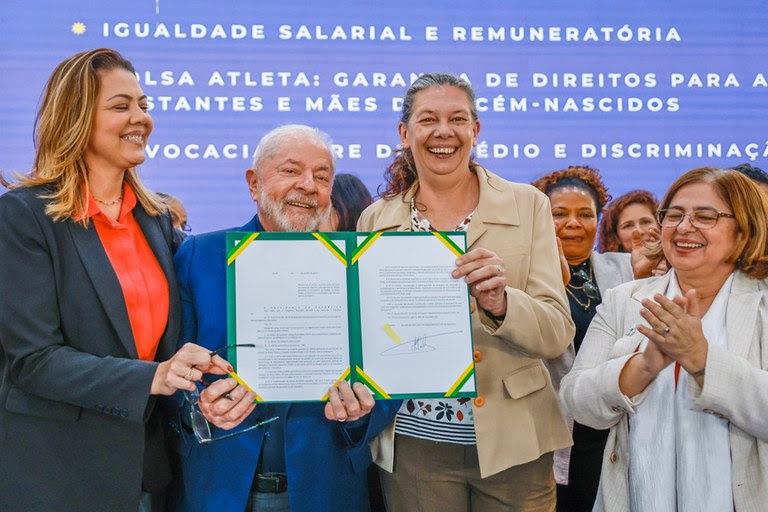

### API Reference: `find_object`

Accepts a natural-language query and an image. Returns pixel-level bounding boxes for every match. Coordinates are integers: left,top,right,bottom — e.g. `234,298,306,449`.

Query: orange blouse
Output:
85,185,169,361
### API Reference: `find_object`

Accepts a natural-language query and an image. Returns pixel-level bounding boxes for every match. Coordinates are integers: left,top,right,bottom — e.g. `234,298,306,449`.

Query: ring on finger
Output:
494,264,502,274
662,325,671,335
184,367,195,380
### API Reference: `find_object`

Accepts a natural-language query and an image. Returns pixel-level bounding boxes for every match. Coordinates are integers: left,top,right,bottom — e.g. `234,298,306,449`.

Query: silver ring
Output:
663,326,671,335
185,367,195,380
494,264,502,274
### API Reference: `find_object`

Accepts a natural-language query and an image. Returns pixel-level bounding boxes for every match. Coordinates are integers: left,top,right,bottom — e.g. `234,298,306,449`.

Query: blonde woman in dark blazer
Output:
0,49,229,512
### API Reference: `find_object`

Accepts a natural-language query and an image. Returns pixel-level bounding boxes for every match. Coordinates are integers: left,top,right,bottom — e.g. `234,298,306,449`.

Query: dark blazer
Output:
0,185,180,512
169,215,400,512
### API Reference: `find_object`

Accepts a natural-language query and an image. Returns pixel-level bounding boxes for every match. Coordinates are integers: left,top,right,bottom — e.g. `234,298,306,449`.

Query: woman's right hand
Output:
619,339,673,398
150,343,231,395
639,337,674,376
198,378,257,430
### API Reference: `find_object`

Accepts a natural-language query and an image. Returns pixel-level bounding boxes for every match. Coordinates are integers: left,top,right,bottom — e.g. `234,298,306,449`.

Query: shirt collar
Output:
83,182,137,224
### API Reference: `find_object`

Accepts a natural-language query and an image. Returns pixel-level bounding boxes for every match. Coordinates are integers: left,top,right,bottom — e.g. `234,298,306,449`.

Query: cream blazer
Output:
359,166,575,478
560,271,768,512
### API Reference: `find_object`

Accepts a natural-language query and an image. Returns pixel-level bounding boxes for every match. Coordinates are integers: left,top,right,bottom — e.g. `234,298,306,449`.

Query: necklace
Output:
565,286,592,310
93,189,123,206
567,263,599,311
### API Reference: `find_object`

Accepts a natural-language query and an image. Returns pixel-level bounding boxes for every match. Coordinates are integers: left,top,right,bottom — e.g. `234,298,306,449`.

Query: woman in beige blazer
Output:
360,72,574,512
560,167,768,512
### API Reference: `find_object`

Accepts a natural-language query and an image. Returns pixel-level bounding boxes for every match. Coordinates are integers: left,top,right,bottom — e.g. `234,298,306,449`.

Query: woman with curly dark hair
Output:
599,190,660,253
532,166,634,512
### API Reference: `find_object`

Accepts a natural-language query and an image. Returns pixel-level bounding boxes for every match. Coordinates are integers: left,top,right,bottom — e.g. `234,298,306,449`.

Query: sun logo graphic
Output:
71,22,86,35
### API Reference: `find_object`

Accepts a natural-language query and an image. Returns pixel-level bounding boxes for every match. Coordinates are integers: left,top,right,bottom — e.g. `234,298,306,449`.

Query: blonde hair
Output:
1,48,164,224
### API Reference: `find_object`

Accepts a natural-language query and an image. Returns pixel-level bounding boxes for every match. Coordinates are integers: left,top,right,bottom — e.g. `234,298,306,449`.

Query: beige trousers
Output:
379,434,555,512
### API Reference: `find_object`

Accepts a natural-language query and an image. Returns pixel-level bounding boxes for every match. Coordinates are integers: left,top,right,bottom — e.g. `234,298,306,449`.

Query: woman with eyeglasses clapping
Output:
560,167,768,511
532,166,634,512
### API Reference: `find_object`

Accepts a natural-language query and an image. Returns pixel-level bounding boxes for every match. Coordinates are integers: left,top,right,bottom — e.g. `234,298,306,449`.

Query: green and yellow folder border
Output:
225,231,477,403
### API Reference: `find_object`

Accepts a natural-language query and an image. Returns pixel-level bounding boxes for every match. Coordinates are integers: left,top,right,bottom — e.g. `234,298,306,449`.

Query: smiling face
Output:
247,137,333,232
398,85,479,181
616,202,659,252
84,68,151,175
549,186,599,265
661,181,741,284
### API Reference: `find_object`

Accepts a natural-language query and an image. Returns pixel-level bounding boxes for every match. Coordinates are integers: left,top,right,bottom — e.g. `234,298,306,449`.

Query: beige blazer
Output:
560,271,768,512
360,166,575,478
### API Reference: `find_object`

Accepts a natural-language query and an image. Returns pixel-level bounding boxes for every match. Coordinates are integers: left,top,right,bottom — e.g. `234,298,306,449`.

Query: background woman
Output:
360,72,574,512
561,167,768,511
598,190,659,254
319,172,373,231
532,167,633,512
600,190,668,278
0,48,228,512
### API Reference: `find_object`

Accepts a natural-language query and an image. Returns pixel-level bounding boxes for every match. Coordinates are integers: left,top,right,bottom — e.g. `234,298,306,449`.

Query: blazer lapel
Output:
467,166,519,249
67,221,138,358
135,207,179,361
630,272,673,305
725,272,761,359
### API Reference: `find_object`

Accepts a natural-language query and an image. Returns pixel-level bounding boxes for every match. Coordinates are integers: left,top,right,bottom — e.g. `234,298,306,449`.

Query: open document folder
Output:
226,231,476,403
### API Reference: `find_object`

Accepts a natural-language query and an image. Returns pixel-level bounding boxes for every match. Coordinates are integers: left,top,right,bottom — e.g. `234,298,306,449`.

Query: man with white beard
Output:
169,124,399,512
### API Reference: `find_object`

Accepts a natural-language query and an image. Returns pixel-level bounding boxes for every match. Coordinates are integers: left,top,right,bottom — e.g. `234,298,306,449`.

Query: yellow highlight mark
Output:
382,323,401,345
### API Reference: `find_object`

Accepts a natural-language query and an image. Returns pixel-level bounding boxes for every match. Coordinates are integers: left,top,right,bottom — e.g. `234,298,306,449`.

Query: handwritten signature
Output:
380,330,463,357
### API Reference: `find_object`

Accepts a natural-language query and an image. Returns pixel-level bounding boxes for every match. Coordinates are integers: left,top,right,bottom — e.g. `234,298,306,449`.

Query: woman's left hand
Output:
453,248,507,318
637,290,708,374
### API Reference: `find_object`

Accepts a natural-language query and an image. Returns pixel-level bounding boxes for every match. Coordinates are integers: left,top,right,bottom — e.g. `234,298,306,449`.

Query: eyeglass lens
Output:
182,376,278,443
659,210,721,229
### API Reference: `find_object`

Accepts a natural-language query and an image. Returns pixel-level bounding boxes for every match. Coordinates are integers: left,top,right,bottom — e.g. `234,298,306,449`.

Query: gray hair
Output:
251,124,335,171
400,72,478,124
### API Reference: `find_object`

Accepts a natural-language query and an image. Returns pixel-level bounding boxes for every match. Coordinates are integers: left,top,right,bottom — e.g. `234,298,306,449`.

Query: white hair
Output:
251,124,335,171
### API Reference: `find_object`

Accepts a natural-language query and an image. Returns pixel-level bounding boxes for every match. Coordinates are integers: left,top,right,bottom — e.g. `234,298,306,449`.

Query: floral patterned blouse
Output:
393,200,476,445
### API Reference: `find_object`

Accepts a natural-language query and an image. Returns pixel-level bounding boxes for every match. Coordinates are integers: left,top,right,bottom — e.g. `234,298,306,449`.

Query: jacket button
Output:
473,396,485,407
470,302,476,314
473,350,483,363
610,452,619,463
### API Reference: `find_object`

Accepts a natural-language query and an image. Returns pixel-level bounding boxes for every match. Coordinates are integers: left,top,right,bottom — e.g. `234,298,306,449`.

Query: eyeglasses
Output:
181,223,192,232
183,343,277,443
657,208,735,230
570,268,601,300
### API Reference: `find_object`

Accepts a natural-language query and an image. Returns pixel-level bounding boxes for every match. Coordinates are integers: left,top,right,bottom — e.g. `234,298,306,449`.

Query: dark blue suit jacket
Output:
169,215,399,512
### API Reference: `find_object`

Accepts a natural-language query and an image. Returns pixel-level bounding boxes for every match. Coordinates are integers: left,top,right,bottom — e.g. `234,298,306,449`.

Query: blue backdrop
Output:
1,1,767,232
